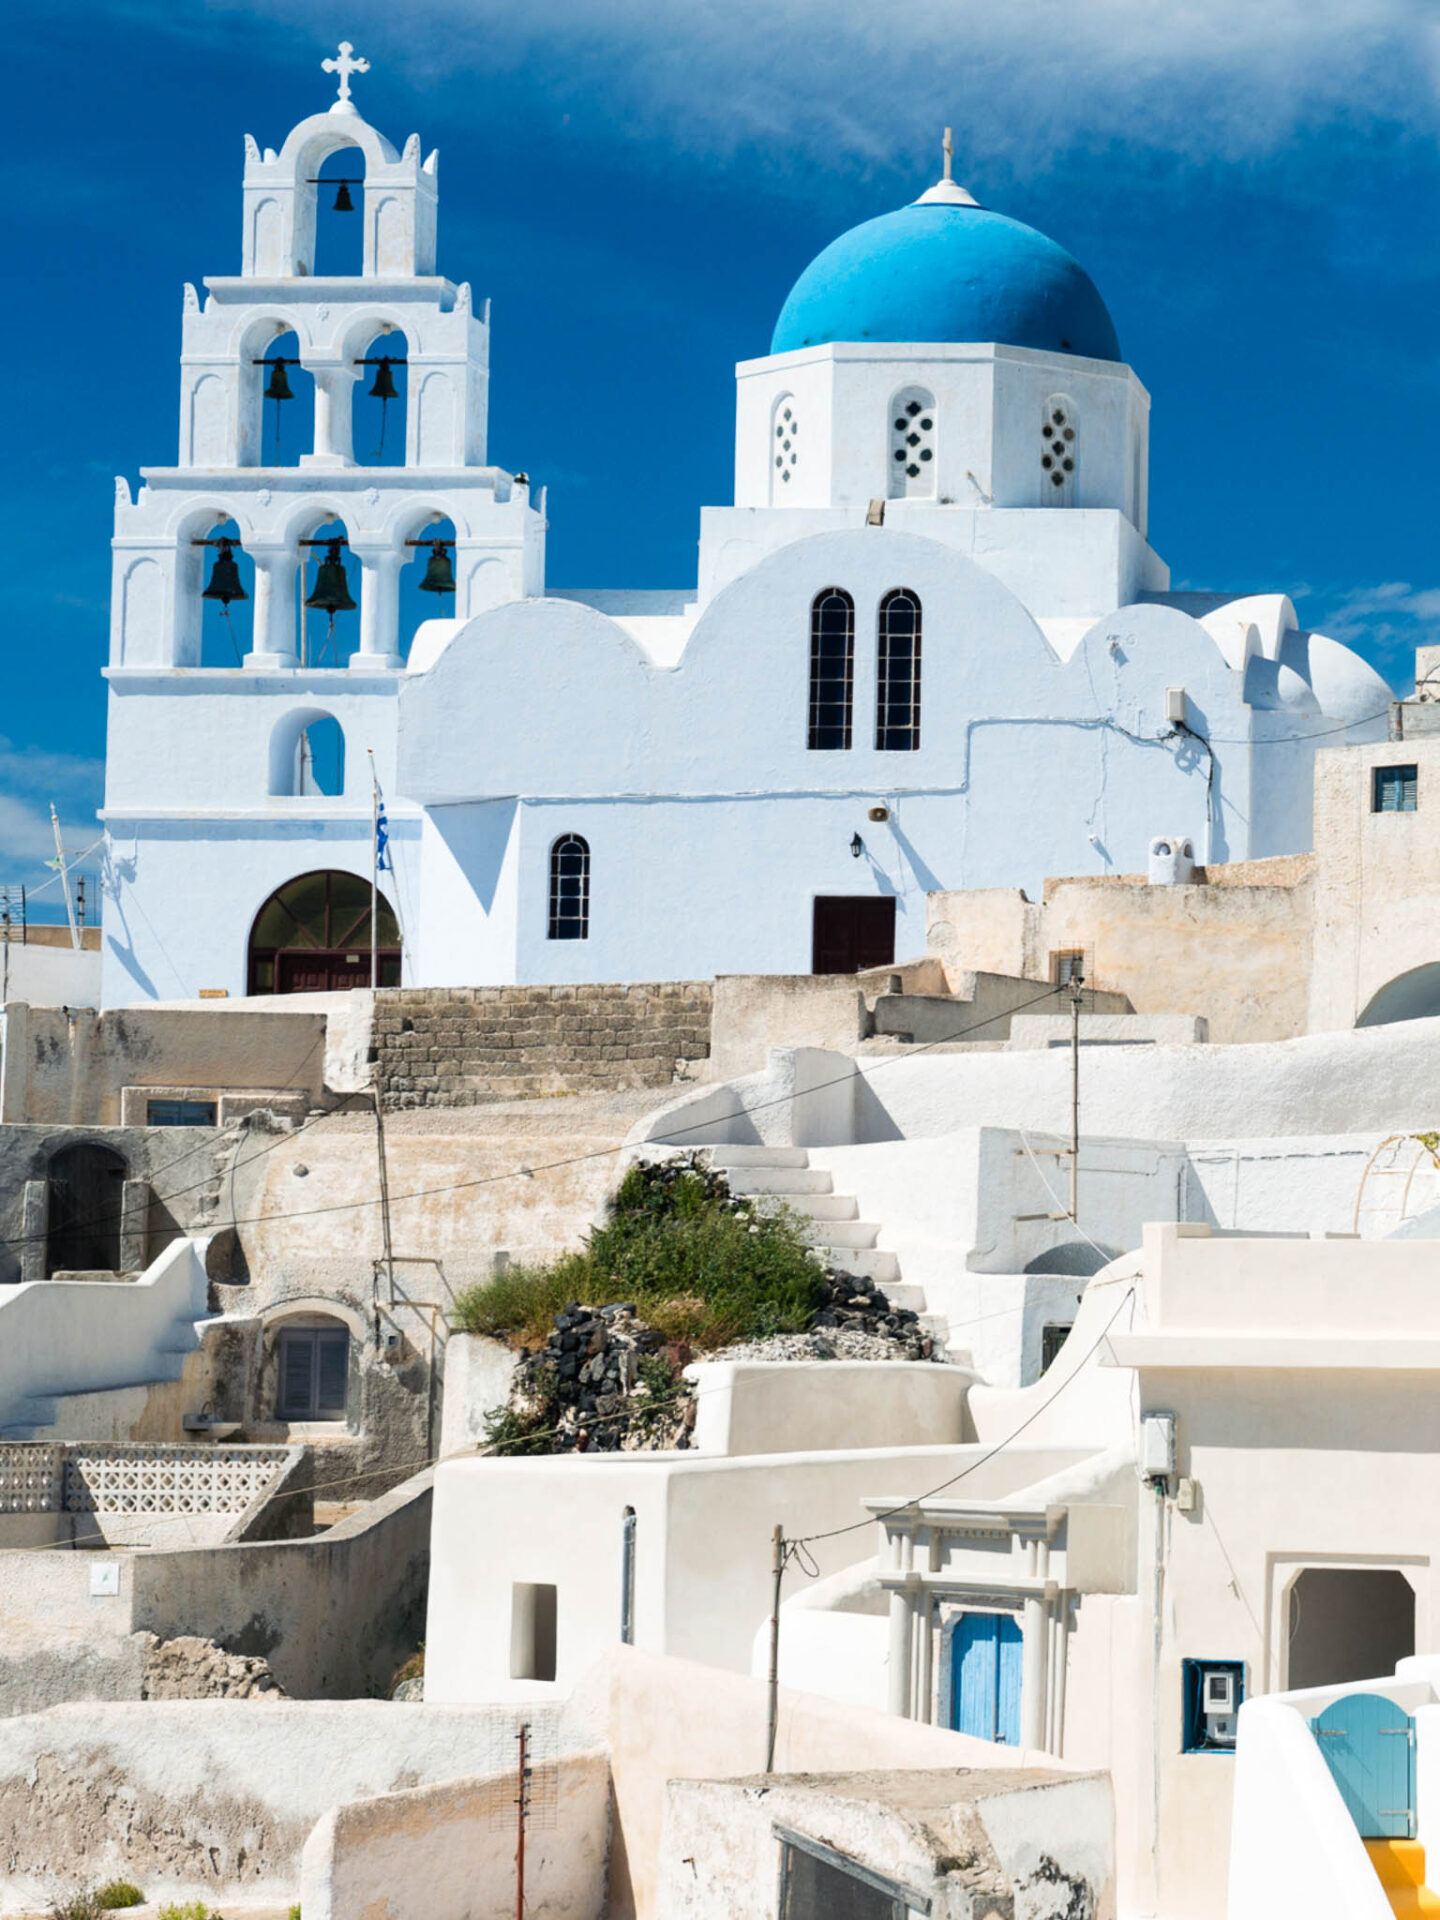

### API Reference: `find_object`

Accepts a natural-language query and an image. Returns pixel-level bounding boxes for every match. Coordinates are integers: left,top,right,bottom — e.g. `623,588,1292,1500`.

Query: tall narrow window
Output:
875,589,922,750
771,393,800,501
808,588,854,750
548,834,590,940
888,388,936,499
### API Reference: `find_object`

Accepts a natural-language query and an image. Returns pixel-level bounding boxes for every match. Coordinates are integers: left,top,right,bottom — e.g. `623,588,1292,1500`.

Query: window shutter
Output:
316,1331,349,1414
279,1333,314,1418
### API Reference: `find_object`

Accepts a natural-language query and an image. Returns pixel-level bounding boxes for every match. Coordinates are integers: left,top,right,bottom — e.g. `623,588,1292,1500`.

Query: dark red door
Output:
812,897,896,975
277,951,376,992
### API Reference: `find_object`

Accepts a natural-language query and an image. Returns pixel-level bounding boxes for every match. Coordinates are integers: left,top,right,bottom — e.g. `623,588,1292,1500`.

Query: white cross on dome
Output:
322,41,370,115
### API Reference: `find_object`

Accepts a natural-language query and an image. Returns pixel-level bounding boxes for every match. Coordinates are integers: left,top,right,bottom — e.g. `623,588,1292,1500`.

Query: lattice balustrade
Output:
62,1445,292,1517
0,1445,65,1513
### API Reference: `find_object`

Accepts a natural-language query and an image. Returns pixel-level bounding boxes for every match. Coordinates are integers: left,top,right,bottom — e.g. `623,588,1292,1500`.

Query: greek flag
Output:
375,789,391,873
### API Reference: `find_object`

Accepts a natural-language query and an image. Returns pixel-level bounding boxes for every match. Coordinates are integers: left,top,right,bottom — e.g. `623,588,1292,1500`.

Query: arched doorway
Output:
47,1143,128,1276
248,871,401,994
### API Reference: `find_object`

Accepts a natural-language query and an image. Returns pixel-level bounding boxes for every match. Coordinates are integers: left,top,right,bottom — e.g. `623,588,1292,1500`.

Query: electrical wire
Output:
0,981,1070,1260
786,1279,1139,1550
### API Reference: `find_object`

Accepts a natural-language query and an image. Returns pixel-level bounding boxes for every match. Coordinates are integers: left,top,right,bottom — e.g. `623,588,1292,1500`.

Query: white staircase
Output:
704,1146,930,1317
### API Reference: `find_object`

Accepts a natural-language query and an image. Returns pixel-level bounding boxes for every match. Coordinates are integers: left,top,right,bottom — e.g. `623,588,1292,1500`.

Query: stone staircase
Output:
704,1146,934,1323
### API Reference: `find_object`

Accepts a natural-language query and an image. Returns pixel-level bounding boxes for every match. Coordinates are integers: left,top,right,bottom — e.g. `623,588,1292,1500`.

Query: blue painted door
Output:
1309,1693,1415,1838
952,1613,1023,1744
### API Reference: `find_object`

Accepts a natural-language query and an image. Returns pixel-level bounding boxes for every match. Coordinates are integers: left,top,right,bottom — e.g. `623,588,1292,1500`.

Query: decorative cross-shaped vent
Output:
888,390,936,498
1041,397,1078,499
773,402,800,490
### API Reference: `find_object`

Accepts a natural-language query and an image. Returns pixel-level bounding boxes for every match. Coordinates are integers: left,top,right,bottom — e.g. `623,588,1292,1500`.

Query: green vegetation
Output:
389,1645,424,1696
50,1894,105,1920
453,1156,824,1355
155,1903,222,1920
289,1907,302,1920
95,1887,144,1912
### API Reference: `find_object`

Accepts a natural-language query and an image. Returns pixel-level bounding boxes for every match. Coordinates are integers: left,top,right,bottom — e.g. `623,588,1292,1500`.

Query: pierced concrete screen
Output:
510,1581,558,1682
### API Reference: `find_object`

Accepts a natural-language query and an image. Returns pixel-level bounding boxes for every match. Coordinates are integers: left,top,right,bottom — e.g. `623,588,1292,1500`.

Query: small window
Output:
147,1099,218,1127
876,589,922,750
510,1581,557,1681
1050,949,1086,986
548,835,590,940
1373,765,1418,813
808,588,855,750
1040,1322,1073,1372
778,1828,924,1920
277,1325,349,1421
1181,1657,1244,1753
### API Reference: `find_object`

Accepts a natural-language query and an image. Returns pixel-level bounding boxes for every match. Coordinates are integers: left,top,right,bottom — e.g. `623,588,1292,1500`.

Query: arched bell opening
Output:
193,514,255,668
255,327,313,467
268,707,346,798
311,146,366,278
398,512,458,661
298,512,359,668
352,325,409,468
248,869,401,994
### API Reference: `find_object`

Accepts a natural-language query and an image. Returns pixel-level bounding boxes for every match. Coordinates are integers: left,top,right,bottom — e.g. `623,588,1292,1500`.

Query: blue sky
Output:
4,0,1439,912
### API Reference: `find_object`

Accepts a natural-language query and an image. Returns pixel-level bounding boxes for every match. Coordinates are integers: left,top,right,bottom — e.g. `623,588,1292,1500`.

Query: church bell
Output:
263,359,294,403
332,179,355,213
367,357,400,403
304,543,357,618
418,544,456,597
201,541,248,607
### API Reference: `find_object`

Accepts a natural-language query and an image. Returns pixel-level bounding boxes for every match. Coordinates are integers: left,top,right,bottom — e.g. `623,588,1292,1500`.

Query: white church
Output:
99,51,1394,1005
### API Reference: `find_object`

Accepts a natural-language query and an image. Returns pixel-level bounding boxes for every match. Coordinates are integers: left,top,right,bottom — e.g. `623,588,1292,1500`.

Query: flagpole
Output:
368,750,379,992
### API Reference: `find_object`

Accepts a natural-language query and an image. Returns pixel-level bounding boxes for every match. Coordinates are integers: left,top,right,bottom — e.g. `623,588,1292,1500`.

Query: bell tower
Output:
109,44,544,673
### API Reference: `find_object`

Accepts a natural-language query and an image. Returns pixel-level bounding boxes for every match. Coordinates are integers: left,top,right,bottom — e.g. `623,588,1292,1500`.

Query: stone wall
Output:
370,983,712,1108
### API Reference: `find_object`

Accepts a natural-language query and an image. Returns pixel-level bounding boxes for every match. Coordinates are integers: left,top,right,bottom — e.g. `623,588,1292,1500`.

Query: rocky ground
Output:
140,1634,286,1700
497,1269,941,1455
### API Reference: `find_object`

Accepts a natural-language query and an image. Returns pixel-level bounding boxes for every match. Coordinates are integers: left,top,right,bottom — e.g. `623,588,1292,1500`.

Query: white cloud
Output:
0,736,105,899
179,0,1440,185
1306,580,1440,690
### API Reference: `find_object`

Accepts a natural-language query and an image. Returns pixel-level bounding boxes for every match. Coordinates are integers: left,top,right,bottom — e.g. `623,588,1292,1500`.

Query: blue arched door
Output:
1310,1693,1415,1838
951,1613,1023,1744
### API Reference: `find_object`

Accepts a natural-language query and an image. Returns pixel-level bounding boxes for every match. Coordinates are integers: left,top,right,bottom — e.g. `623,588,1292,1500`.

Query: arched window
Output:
312,147,365,277
299,514,360,667
254,328,312,467
876,590,922,750
889,389,936,499
275,1314,350,1422
248,870,401,993
352,325,408,466
770,394,800,502
808,588,854,751
1041,395,1078,502
548,836,590,941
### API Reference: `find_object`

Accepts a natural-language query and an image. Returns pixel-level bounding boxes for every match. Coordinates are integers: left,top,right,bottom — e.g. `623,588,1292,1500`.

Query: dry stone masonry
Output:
371,983,712,1108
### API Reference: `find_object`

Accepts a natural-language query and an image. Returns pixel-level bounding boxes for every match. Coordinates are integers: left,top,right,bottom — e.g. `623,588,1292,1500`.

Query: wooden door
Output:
812,896,896,975
1310,1693,1415,1838
951,1612,1023,1744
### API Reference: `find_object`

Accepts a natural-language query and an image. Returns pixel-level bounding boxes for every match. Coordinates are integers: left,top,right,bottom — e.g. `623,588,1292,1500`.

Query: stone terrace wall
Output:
372,983,712,1109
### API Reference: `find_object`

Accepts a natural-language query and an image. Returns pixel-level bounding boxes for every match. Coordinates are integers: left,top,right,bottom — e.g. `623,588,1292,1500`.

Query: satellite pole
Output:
50,806,80,952
1069,956,1085,1223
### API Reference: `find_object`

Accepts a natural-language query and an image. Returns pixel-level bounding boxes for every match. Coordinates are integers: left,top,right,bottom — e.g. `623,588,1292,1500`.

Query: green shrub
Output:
95,1886,144,1912
155,1903,219,1920
289,1907,302,1920
452,1157,824,1359
50,1893,104,1920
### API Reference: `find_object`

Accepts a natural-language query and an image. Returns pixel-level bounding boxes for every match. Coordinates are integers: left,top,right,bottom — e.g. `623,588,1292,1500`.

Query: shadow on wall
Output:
1356,963,1440,1028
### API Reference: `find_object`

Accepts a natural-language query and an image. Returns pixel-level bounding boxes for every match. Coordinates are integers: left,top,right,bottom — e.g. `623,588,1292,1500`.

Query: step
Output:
815,1249,900,1287
879,1282,927,1311
803,1218,879,1250
725,1168,834,1196
1366,1840,1440,1916
778,1194,859,1222
705,1146,811,1169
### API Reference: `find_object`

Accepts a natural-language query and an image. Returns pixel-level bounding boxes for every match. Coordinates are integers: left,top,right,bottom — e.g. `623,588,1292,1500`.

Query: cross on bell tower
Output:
323,41,370,115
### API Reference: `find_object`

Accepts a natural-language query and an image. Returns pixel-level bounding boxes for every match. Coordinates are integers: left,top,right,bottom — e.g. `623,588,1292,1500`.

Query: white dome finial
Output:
323,40,370,116
915,125,979,207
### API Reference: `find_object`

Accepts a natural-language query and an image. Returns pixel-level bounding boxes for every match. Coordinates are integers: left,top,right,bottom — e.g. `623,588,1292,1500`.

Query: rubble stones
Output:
139,1633,286,1700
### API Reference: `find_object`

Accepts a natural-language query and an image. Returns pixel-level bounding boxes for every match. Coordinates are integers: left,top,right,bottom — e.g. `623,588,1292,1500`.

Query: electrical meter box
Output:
1202,1669,1237,1745
1182,1658,1244,1751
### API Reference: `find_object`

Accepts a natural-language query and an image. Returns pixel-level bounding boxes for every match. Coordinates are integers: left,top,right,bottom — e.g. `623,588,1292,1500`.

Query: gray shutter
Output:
316,1331,349,1415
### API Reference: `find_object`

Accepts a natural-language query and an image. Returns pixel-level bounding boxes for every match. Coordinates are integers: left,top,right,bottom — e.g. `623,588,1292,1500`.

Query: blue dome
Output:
771,199,1121,363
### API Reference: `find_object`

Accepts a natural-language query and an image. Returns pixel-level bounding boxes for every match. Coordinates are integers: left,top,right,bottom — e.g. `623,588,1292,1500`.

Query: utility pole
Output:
766,1524,785,1771
1068,956,1085,1224
514,1721,530,1920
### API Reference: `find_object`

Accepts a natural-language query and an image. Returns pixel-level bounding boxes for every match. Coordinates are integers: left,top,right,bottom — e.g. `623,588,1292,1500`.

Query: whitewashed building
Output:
100,59,1392,1004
